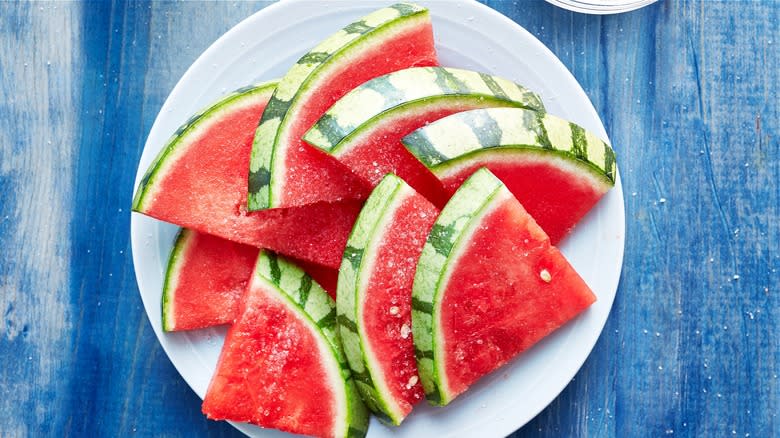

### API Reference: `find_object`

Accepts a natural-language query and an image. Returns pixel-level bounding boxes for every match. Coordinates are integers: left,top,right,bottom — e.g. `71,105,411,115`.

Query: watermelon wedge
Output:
131,81,361,269
202,251,369,438
402,107,616,243
162,229,257,332
247,3,437,210
412,168,597,406
162,229,339,332
304,67,545,208
337,174,438,425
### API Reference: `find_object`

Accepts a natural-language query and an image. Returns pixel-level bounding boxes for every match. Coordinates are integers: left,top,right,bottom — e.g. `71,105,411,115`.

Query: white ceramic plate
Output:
130,1,625,437
544,0,657,14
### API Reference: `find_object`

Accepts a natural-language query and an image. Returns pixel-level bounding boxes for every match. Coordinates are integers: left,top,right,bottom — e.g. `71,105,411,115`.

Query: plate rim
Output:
130,1,625,437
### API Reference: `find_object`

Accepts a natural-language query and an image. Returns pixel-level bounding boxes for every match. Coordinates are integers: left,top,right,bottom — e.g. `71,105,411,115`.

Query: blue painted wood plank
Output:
0,1,777,437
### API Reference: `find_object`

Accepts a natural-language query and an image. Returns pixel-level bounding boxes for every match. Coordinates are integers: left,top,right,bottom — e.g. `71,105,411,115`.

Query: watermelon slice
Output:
337,174,438,425
161,229,257,332
304,67,545,208
202,251,369,438
162,229,339,332
402,107,616,243
131,81,361,269
247,3,437,210
412,168,597,406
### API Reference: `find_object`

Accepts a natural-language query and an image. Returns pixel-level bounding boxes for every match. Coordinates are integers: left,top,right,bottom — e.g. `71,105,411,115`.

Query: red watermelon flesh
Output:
271,19,437,208
202,272,340,437
438,156,610,244
163,230,257,331
439,192,596,399
134,85,360,269
362,186,438,419
163,230,339,332
331,105,476,209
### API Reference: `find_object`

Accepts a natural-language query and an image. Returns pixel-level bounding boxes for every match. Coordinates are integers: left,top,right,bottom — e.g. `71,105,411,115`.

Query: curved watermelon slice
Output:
161,229,257,332
304,67,545,208
412,168,596,406
402,107,616,243
247,3,437,210
202,251,369,438
337,174,438,425
162,229,340,332
131,81,361,269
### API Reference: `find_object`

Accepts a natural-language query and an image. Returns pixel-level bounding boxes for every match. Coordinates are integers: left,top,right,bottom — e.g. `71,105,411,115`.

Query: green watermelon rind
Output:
336,174,413,425
411,168,505,406
254,250,370,438
247,3,430,211
131,81,278,212
401,107,616,187
303,67,546,157
161,228,192,332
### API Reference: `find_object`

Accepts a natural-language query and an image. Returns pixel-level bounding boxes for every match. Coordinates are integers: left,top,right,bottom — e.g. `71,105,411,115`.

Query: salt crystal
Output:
400,324,411,339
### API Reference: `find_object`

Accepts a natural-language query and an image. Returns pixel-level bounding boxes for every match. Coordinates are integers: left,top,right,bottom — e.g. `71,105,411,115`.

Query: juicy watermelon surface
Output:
359,184,438,421
163,230,257,332
201,275,340,437
249,7,437,209
132,83,360,269
328,103,475,209
438,153,610,244
438,190,596,400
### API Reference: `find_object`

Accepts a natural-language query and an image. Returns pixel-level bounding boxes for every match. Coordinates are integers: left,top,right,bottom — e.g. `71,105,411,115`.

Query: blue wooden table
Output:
1,1,777,436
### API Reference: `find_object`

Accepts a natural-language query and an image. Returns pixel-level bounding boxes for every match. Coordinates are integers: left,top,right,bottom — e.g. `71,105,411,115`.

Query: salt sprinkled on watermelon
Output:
412,168,597,405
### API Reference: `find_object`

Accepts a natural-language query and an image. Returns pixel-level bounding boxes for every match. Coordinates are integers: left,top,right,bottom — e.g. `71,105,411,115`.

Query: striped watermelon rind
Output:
247,3,431,211
401,107,616,187
303,66,545,157
132,81,278,212
411,168,505,405
252,250,370,438
161,228,192,332
337,174,414,425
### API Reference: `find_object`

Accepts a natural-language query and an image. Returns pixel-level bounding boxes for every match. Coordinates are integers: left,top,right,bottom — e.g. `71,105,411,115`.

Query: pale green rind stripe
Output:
246,3,429,210
411,169,504,405
303,66,545,155
253,251,369,436
402,107,616,185
336,174,410,424
132,81,277,212
161,228,194,332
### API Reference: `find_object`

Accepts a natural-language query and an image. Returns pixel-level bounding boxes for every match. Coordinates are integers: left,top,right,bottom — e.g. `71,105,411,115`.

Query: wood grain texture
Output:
0,1,776,437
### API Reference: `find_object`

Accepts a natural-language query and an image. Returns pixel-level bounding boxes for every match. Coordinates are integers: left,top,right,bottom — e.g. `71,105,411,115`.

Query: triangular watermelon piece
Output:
412,168,597,405
162,229,257,332
161,229,339,332
202,251,369,438
247,3,437,210
337,174,438,425
402,107,616,243
132,82,361,269
304,67,545,208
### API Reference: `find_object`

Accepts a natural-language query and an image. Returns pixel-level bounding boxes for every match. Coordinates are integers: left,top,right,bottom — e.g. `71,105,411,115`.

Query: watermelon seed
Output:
405,375,418,389
540,269,551,283
389,306,400,316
